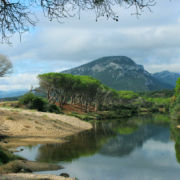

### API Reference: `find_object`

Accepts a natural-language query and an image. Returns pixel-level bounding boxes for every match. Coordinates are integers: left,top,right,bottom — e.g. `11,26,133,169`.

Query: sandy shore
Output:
0,107,92,148
0,107,92,179
0,173,75,180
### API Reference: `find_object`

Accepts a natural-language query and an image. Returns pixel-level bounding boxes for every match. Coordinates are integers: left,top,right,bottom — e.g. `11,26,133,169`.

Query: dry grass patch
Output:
0,161,21,173
6,116,14,120
35,120,40,124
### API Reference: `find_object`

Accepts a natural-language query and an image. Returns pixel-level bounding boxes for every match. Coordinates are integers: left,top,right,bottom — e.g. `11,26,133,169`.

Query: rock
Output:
19,168,32,173
60,173,70,177
20,148,24,151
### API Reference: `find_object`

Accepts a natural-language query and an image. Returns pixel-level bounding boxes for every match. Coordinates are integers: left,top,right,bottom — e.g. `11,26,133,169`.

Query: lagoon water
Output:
14,113,180,180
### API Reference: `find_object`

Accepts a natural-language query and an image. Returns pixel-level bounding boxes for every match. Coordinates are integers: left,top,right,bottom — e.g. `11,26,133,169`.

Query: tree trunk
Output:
87,102,90,113
95,102,98,112
85,101,87,112
70,96,73,106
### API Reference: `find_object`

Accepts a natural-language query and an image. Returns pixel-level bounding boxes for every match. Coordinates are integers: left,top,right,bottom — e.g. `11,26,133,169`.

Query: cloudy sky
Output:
0,0,180,91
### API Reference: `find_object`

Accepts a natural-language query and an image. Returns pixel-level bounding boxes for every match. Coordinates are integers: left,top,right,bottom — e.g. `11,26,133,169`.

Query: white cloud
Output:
0,73,39,91
0,0,180,90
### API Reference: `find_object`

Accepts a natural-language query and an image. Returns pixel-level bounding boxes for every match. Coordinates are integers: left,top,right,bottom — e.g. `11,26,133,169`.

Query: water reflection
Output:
36,113,171,163
14,113,180,180
36,122,117,162
170,119,180,164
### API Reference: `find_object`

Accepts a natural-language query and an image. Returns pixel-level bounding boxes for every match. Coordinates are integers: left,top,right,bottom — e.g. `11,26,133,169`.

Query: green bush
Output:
19,93,48,111
0,148,9,164
46,104,62,114
32,96,48,111
175,78,180,97
176,95,180,104
19,93,35,105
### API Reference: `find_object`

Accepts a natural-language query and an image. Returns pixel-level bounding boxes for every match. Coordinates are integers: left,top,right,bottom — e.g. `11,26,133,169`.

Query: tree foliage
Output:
0,0,156,45
0,54,13,77
175,78,180,97
33,72,122,112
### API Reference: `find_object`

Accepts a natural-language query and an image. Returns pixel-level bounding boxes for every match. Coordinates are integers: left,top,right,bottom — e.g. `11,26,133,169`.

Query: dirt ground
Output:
57,103,96,114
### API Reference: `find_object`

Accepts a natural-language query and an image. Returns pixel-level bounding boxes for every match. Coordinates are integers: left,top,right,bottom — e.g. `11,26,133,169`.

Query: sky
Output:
0,0,180,91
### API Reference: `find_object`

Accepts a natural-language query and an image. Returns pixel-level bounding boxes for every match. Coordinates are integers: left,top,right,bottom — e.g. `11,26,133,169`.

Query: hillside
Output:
152,70,180,87
62,56,174,91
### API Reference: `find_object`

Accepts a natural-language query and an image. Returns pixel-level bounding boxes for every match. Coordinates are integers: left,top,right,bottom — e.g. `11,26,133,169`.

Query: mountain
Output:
0,90,28,98
61,56,174,91
152,70,180,87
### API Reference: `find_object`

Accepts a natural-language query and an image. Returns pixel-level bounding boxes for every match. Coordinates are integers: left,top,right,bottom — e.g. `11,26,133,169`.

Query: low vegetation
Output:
0,146,24,173
138,89,175,98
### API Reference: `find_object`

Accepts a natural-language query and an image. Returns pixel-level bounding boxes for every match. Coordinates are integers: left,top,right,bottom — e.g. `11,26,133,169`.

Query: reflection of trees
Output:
100,124,170,157
36,113,170,163
170,120,180,164
36,122,118,163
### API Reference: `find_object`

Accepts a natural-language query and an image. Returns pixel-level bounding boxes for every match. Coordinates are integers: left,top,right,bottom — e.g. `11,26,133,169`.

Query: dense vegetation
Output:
138,89,175,98
0,73,174,121
170,78,180,120
32,73,121,112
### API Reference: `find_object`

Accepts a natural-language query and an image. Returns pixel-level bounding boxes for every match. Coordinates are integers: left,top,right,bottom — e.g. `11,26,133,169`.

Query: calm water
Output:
14,113,180,180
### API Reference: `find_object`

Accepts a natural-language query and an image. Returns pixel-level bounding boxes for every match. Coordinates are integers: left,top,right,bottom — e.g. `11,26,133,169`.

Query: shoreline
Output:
0,107,92,179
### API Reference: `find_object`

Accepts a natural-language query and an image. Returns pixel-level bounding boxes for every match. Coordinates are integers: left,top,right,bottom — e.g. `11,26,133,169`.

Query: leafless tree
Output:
0,0,156,45
0,54,13,77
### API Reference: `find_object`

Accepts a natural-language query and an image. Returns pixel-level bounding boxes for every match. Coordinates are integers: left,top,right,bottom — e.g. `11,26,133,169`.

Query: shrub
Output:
46,104,62,114
0,148,10,164
19,93,48,111
175,78,180,97
31,96,48,111
19,93,35,105
6,116,13,120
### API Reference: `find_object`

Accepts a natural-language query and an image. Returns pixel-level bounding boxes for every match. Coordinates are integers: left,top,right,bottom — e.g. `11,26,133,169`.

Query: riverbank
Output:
0,106,92,179
0,107,92,148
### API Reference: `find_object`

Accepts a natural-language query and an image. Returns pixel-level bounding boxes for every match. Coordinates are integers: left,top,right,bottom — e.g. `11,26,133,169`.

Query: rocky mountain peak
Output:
62,56,174,91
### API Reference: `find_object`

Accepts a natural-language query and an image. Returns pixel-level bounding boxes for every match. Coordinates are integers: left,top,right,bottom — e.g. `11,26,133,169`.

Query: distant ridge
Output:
152,70,180,87
62,56,174,91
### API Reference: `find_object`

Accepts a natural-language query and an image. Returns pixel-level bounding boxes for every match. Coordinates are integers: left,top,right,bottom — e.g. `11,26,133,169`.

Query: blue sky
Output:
0,0,180,91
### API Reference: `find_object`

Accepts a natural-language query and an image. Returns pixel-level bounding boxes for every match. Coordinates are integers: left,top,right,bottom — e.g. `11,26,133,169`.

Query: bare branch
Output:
0,0,156,45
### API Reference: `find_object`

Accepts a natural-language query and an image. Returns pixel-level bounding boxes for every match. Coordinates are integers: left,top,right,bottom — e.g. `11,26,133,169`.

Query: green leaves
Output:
175,78,180,97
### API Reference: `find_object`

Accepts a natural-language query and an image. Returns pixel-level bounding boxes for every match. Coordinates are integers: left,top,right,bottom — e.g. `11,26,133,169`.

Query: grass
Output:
2,106,11,109
0,161,21,173
24,114,28,116
5,116,13,120
42,114,48,118
0,146,25,173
